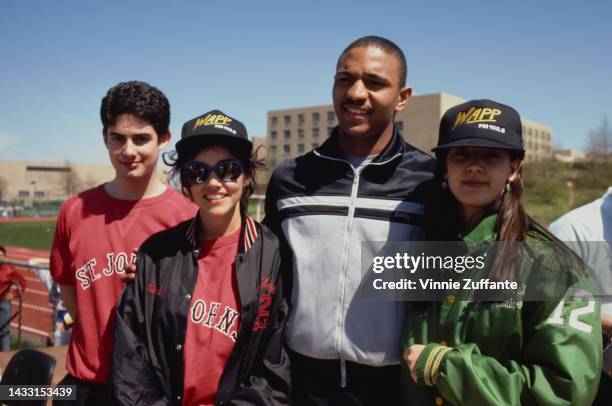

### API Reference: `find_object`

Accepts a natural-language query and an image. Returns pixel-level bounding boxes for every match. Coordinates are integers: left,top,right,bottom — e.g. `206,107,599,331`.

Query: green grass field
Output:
0,221,55,250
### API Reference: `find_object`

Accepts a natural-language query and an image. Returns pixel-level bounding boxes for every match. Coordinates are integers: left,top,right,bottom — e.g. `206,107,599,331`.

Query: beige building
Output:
267,93,553,168
554,148,586,163
251,136,268,195
0,161,117,202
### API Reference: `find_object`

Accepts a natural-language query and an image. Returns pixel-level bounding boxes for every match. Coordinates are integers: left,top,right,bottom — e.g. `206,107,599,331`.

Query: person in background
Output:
50,81,196,405
550,189,612,405
111,110,290,405
0,245,27,351
27,257,72,346
401,99,602,405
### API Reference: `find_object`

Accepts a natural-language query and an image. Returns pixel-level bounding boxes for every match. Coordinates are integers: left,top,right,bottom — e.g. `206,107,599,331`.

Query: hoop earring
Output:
441,181,448,190
505,181,511,192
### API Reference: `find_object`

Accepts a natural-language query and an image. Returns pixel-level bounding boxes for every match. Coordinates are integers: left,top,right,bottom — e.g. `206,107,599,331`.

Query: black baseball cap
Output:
176,109,252,157
432,99,524,158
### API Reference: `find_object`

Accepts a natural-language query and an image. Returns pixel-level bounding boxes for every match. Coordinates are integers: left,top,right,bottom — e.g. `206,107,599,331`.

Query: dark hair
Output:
100,81,170,137
164,143,265,207
0,246,5,256
337,35,407,87
429,150,531,282
428,150,587,285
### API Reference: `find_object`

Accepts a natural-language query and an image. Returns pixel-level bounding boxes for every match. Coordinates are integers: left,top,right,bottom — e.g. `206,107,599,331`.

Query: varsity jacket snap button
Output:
435,396,444,405
177,395,181,401
446,295,455,304
176,344,182,351
185,294,192,300
440,340,447,346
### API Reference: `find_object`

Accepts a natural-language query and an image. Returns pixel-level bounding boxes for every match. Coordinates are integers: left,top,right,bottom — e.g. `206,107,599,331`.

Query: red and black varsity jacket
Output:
110,213,290,405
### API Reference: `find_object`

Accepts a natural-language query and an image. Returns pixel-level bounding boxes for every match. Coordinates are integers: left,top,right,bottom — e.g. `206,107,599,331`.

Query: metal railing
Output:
1,259,51,348
0,282,23,348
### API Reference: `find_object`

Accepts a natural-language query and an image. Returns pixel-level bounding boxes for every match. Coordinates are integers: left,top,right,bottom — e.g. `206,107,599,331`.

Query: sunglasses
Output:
182,159,244,185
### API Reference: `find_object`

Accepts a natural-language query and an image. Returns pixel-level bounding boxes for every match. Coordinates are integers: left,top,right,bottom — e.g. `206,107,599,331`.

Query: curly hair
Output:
100,81,170,137
164,143,265,206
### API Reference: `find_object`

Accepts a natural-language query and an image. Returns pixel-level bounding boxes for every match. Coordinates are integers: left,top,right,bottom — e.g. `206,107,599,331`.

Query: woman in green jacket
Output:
401,99,602,406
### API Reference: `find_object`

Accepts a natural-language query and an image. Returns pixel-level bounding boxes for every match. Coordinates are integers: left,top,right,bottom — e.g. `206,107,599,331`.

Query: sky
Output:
1,0,610,164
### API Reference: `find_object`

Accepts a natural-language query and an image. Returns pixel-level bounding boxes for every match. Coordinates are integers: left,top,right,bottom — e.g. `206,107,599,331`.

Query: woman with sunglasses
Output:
400,100,602,405
111,110,290,406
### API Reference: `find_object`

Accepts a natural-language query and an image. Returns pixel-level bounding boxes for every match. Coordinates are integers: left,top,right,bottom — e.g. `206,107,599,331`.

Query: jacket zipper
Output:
313,150,401,387
338,165,360,387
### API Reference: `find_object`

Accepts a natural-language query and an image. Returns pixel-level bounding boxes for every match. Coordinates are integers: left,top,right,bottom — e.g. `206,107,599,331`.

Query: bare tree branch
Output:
586,115,612,162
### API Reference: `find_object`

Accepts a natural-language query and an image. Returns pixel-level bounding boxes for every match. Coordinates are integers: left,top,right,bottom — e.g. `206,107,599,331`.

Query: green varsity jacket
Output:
400,215,602,406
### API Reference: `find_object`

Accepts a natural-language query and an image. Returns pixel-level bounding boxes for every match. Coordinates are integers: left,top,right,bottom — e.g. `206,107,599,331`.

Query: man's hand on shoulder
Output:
119,247,138,283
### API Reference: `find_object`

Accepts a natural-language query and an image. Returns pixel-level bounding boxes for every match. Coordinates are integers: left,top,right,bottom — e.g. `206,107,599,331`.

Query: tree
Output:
60,161,82,196
0,175,6,201
586,115,612,162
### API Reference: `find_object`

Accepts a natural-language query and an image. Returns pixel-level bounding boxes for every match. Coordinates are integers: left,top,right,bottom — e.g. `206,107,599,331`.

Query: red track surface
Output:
4,244,54,341
0,216,56,223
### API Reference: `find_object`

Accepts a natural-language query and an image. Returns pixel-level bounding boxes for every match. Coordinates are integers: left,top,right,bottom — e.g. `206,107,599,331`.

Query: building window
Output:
26,166,69,173
284,130,291,139
312,112,320,123
312,143,319,149
284,115,291,125
34,191,45,198
270,145,277,154
327,127,333,137
18,190,30,198
271,131,277,140
298,113,305,126
313,127,320,137
298,129,304,139
283,145,290,154
298,144,305,153
327,111,335,122
271,116,278,127
270,159,277,167
396,121,404,131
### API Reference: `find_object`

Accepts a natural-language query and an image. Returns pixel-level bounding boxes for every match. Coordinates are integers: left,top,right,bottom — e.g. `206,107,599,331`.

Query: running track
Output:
3,244,54,343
